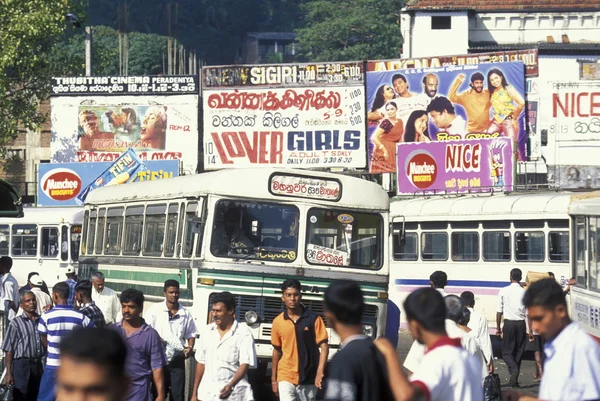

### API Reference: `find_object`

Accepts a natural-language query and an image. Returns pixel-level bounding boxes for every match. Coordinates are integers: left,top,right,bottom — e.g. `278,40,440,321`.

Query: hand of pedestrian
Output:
5,372,13,385
183,346,192,359
496,327,502,338
155,394,165,401
219,383,233,399
189,395,199,401
488,361,494,375
528,333,534,342
271,381,279,397
315,371,325,389
43,304,52,312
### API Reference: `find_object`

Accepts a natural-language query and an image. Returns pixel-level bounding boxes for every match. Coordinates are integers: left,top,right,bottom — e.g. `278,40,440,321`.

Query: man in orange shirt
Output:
271,279,329,401
448,72,491,133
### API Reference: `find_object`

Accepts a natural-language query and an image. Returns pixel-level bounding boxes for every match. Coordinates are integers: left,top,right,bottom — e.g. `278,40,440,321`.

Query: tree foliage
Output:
295,0,405,61
0,0,86,149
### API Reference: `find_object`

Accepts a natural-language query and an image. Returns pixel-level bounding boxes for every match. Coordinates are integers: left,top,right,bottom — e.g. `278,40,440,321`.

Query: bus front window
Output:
306,209,382,269
71,225,82,262
210,200,299,262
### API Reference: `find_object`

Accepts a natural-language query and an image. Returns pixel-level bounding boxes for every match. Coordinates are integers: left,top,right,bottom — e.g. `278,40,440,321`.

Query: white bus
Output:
387,191,576,340
78,168,390,366
0,207,83,287
567,193,600,342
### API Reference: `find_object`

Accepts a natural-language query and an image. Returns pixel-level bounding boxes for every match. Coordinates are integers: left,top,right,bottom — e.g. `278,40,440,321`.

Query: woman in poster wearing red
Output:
371,101,404,173
486,68,525,159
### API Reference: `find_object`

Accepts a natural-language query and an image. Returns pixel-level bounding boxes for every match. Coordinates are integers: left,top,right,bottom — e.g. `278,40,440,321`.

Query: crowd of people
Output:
1,252,599,401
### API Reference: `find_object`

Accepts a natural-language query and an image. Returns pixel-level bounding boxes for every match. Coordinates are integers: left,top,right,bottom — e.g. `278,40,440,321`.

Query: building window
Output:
431,16,451,30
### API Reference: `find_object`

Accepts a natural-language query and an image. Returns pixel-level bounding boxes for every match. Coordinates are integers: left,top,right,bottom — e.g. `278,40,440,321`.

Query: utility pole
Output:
85,26,93,76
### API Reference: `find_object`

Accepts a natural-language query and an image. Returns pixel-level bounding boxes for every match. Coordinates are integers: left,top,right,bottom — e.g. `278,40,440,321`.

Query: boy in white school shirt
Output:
376,287,483,401
502,278,600,401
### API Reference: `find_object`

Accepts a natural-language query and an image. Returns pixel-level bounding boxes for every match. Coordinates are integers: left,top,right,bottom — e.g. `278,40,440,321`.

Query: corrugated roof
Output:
405,0,600,11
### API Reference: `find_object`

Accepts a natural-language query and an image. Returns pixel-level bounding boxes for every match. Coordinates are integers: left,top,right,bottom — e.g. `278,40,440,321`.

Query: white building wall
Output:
470,12,600,44
407,12,470,57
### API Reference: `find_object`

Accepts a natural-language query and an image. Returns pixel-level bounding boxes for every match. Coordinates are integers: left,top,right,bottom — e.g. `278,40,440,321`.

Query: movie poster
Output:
50,76,199,174
365,61,526,173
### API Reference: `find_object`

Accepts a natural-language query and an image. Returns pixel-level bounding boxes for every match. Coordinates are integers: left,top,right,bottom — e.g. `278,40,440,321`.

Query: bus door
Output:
39,225,61,284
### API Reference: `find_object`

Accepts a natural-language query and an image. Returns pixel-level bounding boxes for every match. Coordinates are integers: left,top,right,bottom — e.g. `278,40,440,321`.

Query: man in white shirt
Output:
403,294,481,374
29,274,52,315
430,271,449,297
0,256,19,320
191,291,257,401
145,280,197,401
91,271,120,325
426,96,468,138
461,291,494,374
377,287,483,401
501,278,600,401
497,268,526,387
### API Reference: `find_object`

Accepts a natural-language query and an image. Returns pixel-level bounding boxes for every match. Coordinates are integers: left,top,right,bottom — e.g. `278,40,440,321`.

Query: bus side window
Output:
95,209,106,255
483,231,511,261
393,232,418,261
143,204,167,256
12,225,37,257
548,231,569,263
575,217,586,286
41,227,59,258
105,208,124,255
0,224,9,255
451,232,479,262
88,211,97,255
515,231,544,262
590,218,599,291
421,232,448,261
164,203,179,257
81,211,89,255
182,202,198,257
61,225,69,261
124,206,144,256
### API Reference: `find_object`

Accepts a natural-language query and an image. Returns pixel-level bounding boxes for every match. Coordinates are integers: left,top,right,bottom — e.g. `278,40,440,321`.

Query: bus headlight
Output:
245,310,259,325
362,324,374,337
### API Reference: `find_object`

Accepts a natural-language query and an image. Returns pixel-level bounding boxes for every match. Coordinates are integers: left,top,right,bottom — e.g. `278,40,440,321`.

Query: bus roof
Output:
568,191,600,216
0,207,83,225
390,192,580,220
85,168,390,210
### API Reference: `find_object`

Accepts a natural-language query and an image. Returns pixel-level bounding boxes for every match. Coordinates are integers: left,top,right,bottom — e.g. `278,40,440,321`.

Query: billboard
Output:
396,137,514,195
366,61,526,173
368,49,538,77
544,81,600,189
202,62,367,170
50,76,199,174
38,153,179,206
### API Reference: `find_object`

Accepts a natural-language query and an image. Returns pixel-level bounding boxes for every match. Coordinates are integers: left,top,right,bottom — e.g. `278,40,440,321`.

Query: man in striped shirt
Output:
75,280,106,328
2,291,45,401
37,281,94,401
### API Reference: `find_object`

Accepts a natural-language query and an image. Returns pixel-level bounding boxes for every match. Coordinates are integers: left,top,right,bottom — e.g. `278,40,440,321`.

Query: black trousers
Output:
164,353,186,401
502,320,527,376
12,359,44,401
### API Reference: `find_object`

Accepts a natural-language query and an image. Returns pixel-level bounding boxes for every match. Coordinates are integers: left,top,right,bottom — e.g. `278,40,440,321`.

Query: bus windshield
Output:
210,200,299,262
306,209,382,269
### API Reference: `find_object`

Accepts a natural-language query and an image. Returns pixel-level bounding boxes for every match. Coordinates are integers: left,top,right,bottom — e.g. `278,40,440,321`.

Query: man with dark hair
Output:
391,73,428,121
114,288,165,401
91,271,120,325
37,281,94,401
18,272,49,297
448,72,491,133
429,271,448,296
146,280,197,401
460,291,493,374
502,279,600,401
427,96,467,136
497,268,526,387
191,291,256,401
2,292,45,401
374,288,483,401
323,280,392,401
403,294,479,375
65,266,77,307
271,279,329,401
0,255,19,320
75,280,106,328
57,328,129,401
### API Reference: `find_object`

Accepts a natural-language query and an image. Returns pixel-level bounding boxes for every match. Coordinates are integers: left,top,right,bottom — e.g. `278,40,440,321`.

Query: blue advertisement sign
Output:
38,155,179,206
365,61,526,173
